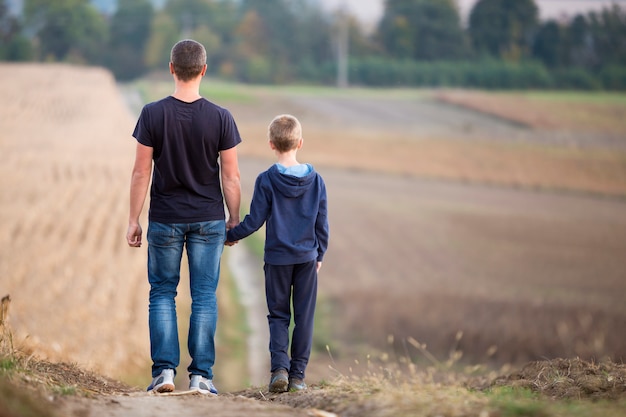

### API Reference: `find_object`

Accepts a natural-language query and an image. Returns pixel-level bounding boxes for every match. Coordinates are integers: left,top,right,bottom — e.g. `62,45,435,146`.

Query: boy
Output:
226,114,329,392
127,39,242,395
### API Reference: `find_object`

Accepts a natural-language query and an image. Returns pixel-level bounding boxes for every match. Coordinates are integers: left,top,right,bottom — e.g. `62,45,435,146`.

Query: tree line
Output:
1,0,625,89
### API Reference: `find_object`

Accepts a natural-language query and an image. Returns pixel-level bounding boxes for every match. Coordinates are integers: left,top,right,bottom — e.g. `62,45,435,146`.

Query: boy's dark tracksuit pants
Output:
264,260,318,380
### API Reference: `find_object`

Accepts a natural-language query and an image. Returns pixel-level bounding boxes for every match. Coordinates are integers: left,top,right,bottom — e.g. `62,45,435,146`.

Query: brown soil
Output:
488,358,626,400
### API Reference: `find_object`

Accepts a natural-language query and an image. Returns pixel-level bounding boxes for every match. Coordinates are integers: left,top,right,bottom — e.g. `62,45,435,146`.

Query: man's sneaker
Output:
189,375,218,395
288,378,307,392
268,369,289,393
147,369,175,393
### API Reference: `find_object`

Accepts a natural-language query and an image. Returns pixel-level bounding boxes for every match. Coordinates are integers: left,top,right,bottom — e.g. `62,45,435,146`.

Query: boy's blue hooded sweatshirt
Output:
227,163,329,265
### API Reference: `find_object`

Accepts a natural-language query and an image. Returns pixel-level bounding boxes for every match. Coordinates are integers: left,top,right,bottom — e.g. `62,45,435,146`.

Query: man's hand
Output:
226,216,240,231
127,223,143,247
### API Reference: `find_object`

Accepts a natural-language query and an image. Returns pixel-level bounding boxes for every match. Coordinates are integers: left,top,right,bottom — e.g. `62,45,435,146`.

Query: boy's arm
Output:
227,175,271,242
315,178,329,262
220,146,241,231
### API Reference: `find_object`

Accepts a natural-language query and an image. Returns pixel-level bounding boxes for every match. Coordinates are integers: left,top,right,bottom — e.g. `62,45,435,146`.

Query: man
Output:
127,39,241,395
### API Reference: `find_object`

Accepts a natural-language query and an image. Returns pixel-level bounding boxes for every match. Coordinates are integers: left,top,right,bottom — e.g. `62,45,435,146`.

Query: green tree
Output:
165,0,213,36
24,0,107,63
341,16,378,59
232,9,270,82
0,0,32,60
469,0,539,62
1,0,19,45
238,0,298,82
161,0,237,74
377,0,467,61
562,6,626,71
590,5,626,69
567,14,596,69
532,20,565,68
235,0,333,83
108,0,154,80
144,12,179,71
292,2,334,66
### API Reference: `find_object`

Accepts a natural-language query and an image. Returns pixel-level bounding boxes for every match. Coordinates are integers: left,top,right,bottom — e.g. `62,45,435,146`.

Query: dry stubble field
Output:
0,64,149,380
1,63,626,408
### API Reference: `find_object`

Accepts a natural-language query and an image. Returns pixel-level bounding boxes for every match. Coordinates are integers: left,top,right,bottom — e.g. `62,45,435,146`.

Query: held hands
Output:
225,216,239,246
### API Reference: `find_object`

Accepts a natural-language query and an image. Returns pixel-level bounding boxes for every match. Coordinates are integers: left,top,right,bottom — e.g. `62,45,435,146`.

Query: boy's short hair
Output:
268,114,302,153
170,39,206,82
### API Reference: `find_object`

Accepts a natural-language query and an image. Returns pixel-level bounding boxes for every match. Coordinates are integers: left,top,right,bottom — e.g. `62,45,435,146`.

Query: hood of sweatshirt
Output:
267,163,316,198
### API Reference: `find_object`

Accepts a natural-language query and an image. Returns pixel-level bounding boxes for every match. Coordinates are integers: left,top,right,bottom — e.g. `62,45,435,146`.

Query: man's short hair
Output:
170,39,206,82
268,114,302,153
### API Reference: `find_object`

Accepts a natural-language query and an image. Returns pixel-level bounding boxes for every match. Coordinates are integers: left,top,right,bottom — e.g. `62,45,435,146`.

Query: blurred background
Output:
2,0,626,89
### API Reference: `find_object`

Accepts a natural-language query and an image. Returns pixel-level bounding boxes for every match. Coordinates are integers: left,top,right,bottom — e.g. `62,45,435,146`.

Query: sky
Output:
319,0,626,26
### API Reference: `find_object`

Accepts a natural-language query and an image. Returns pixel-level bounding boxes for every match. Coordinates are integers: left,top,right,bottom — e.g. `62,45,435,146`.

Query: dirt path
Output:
226,243,269,386
56,392,316,417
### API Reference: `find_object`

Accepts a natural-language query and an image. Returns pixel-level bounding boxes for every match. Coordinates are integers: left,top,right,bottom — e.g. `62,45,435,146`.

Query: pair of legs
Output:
147,220,225,380
264,261,318,381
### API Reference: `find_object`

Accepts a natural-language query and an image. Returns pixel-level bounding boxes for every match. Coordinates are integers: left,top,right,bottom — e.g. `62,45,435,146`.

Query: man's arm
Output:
127,142,153,247
220,146,241,230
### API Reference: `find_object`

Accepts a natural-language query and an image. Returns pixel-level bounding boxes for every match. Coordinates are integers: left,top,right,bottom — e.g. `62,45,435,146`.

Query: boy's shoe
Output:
189,375,218,395
268,369,289,393
147,369,175,393
288,378,307,392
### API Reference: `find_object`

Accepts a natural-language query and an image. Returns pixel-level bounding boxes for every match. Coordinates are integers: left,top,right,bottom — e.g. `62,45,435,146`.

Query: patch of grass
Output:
133,79,172,103
52,385,77,396
459,89,626,105
135,76,436,105
0,357,18,373
485,385,626,417
256,84,433,99
131,78,257,104
243,229,265,260
311,296,334,354
200,79,258,103
216,263,250,391
523,90,626,105
487,386,548,417
1,298,58,416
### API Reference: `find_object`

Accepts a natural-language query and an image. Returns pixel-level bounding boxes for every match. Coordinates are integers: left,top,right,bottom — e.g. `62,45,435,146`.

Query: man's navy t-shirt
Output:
132,96,242,223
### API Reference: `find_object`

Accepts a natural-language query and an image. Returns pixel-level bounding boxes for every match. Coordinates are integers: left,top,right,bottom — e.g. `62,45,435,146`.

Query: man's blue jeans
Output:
147,220,225,379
